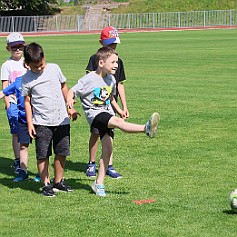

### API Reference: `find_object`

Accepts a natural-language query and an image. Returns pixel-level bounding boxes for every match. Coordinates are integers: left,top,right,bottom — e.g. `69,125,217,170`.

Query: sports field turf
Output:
0,29,237,237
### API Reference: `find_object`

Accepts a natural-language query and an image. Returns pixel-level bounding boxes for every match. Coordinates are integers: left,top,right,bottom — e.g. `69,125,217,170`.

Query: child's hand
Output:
66,99,74,109
123,106,129,119
118,109,126,119
28,124,36,139
66,90,76,109
67,107,81,121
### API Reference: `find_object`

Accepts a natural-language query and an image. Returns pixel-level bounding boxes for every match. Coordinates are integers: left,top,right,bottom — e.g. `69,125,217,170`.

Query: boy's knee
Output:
101,135,113,154
90,132,100,140
108,115,122,127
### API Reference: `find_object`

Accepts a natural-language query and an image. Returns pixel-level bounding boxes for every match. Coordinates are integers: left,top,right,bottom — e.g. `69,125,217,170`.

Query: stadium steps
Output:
83,1,129,30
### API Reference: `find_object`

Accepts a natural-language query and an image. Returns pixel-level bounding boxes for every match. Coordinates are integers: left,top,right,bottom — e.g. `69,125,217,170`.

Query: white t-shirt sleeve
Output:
1,62,10,81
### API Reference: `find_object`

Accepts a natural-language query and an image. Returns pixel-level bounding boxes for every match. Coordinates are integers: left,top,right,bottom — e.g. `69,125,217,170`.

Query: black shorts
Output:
34,124,70,160
91,112,114,139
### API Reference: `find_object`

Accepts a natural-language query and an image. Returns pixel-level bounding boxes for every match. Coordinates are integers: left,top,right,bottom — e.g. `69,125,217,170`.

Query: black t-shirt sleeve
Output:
116,58,126,83
86,54,97,73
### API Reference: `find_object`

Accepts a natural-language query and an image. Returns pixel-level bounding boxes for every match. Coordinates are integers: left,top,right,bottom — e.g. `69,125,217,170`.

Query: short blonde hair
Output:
95,46,118,66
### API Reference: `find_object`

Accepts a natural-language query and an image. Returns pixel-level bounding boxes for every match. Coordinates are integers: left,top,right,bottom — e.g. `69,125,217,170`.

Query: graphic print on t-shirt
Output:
91,86,112,106
9,71,22,84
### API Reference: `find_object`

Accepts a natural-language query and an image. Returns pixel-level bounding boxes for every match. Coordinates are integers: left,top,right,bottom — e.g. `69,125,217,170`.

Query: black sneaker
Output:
53,179,73,192
42,184,56,197
13,158,20,174
13,169,29,182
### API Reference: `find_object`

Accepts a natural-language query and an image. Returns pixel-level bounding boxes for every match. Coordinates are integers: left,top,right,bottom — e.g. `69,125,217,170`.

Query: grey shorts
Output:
34,124,70,160
91,112,114,139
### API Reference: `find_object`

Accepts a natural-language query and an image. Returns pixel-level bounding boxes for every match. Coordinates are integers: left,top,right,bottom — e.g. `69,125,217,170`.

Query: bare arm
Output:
24,95,35,139
61,82,69,100
118,82,129,118
62,82,79,121
111,96,126,119
66,89,75,109
0,91,6,100
2,80,10,109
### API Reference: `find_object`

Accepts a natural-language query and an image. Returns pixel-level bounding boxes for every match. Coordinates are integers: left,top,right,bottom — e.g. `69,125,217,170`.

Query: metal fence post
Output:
56,15,58,32
128,13,130,29
88,15,90,31
11,16,14,32
178,12,181,28
152,13,154,28
77,15,80,31
34,16,37,32
204,10,206,27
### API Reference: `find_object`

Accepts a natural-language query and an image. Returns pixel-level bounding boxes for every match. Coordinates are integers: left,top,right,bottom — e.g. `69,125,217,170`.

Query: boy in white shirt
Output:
1,32,27,174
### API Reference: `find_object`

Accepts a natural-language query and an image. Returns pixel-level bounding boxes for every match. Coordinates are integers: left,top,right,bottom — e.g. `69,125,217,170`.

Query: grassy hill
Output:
60,0,237,15
112,0,236,13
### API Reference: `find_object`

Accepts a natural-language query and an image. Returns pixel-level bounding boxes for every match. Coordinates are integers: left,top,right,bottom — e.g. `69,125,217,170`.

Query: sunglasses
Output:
11,45,25,51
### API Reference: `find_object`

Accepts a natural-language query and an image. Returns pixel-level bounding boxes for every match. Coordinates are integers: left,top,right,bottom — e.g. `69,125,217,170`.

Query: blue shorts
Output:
18,121,32,144
6,102,18,134
91,112,114,139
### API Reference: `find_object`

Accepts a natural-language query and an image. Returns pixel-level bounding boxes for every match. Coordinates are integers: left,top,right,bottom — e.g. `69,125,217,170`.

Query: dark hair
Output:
95,46,118,67
24,42,44,64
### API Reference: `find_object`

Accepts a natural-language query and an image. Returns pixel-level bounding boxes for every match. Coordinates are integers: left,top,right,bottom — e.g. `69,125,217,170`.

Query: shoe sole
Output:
42,193,56,197
106,173,122,179
149,112,160,138
13,178,29,182
52,188,73,193
91,182,106,197
86,174,96,178
91,182,97,194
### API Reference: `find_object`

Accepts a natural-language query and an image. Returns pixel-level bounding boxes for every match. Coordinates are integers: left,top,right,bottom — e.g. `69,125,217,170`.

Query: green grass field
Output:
0,29,237,237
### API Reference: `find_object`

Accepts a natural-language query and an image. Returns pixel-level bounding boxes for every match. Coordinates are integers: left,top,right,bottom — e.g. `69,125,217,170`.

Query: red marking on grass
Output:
133,199,156,205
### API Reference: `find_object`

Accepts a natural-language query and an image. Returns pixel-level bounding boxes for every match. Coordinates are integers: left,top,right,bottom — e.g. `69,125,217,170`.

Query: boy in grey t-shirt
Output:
85,26,128,179
22,42,78,197
67,46,160,197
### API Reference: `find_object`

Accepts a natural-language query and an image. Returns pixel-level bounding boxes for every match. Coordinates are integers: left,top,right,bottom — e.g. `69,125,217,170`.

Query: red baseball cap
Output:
100,26,120,45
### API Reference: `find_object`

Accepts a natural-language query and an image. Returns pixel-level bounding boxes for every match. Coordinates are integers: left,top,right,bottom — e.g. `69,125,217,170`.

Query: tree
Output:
0,0,60,16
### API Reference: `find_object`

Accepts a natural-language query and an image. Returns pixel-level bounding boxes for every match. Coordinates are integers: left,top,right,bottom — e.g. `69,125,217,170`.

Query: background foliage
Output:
0,0,60,16
1,0,236,16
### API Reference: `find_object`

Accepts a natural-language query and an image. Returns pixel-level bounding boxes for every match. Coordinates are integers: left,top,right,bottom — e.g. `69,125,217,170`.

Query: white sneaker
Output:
91,181,106,197
145,112,160,138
